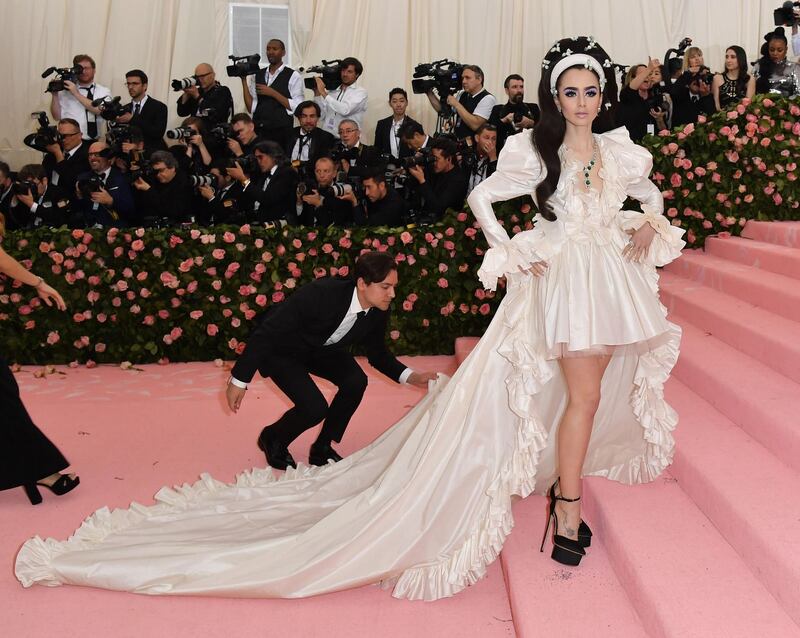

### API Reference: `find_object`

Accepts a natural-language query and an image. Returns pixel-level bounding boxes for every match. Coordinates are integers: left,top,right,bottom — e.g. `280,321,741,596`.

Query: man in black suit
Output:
336,119,382,179
296,157,354,226
111,70,168,155
466,123,498,195
285,101,336,178
73,141,136,227
6,164,71,230
226,251,437,469
489,74,539,151
41,118,90,207
132,150,193,225
407,137,468,222
176,63,234,127
227,113,263,158
342,168,406,227
228,141,297,225
670,67,716,127
373,88,418,161
197,162,245,225
398,120,433,154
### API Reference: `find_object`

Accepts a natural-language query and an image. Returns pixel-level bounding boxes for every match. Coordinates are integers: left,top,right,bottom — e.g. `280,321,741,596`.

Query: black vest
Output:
455,89,490,138
254,66,294,130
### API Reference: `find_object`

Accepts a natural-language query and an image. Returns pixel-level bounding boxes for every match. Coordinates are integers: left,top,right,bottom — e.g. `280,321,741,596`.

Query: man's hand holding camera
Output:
45,140,64,163
313,76,328,98
301,189,324,208
90,187,114,207
226,162,248,184
114,111,134,124
133,177,151,191
198,184,216,201
408,164,426,184
227,137,244,157
336,189,358,207
16,187,35,210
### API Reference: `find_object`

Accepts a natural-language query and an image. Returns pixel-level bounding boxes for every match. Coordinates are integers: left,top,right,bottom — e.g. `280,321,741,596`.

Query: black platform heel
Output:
578,520,593,548
23,474,80,505
540,482,586,566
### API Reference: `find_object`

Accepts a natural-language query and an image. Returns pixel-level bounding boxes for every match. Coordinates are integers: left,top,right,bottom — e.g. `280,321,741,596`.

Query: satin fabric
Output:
15,128,684,601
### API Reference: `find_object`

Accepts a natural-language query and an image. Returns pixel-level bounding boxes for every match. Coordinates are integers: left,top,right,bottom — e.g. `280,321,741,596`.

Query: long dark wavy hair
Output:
756,27,787,94
533,37,619,221
726,45,751,96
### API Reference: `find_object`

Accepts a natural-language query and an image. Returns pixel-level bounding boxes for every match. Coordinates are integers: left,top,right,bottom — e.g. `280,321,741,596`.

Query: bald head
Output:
194,63,216,90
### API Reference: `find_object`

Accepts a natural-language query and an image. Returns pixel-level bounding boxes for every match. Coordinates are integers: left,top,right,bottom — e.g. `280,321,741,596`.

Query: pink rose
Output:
206,324,219,336
272,291,285,303
212,248,225,259
400,231,413,245
143,315,155,326
402,300,413,311
390,330,400,340
46,331,60,345
131,239,144,251
669,173,682,187
170,327,183,339
189,310,203,320
479,304,490,315
437,278,449,288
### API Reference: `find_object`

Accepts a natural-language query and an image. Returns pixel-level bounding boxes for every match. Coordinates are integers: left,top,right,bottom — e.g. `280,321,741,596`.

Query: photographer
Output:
466,124,498,194
111,70,167,155
132,150,192,225
489,74,539,151
336,119,382,179
313,57,368,138
342,168,406,227
407,137,467,222
170,116,213,175
73,141,135,227
374,88,418,160
6,164,70,230
227,113,264,158
671,65,716,127
197,161,245,225
229,141,297,225
242,39,304,148
296,156,353,227
398,120,433,153
41,118,90,206
50,55,110,140
285,101,336,173
615,60,669,141
426,65,496,139
176,63,234,127
0,162,13,218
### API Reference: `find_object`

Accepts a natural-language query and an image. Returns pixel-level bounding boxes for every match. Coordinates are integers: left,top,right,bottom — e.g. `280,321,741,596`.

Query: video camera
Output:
226,54,261,78
299,60,342,91
775,1,800,25
171,76,198,92
23,112,60,152
41,65,82,93
92,95,127,120
411,59,464,102
662,37,693,84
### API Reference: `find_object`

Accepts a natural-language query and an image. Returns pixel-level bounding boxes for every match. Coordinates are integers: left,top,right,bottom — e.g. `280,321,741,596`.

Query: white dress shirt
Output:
58,82,111,139
315,83,368,137
390,117,405,158
291,131,313,162
248,64,305,116
130,94,149,115
50,141,84,187
230,288,412,387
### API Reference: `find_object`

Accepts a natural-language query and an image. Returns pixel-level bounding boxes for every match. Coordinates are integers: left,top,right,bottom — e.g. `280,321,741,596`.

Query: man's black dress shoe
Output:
257,429,297,470
308,441,343,466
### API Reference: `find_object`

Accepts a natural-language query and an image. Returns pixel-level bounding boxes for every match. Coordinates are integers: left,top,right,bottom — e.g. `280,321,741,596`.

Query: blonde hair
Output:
682,47,704,71
624,65,644,88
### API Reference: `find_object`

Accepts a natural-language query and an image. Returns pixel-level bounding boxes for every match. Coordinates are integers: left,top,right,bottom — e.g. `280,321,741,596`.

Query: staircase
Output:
456,221,800,637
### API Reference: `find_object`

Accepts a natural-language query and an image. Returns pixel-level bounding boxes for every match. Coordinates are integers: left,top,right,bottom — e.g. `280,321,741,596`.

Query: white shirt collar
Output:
268,63,286,78
132,94,149,108
349,287,370,314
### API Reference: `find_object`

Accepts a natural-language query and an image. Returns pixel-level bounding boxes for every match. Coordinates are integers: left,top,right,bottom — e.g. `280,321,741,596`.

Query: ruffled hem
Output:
618,208,686,267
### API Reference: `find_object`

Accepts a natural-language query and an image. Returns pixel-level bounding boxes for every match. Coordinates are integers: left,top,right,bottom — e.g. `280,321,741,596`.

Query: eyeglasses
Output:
338,128,357,135
87,152,104,157
125,81,143,86
153,166,170,174
60,131,81,137
196,72,213,79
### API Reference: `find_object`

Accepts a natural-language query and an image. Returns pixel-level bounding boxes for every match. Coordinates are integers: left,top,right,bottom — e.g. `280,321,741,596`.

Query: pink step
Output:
659,271,800,384
500,497,647,637
741,220,800,248
666,378,800,624
664,251,800,323
455,336,480,366
705,235,800,280
667,317,800,474
583,475,800,638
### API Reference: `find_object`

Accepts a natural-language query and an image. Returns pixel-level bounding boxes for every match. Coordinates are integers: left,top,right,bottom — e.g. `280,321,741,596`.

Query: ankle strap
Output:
555,495,581,502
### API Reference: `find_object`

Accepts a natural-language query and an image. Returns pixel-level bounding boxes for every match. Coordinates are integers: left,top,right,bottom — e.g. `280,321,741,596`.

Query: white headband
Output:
549,54,607,96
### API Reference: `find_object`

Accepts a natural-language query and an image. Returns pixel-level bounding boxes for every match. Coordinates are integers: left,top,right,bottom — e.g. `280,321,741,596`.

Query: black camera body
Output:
92,95,127,120
412,59,464,100
775,1,800,25
41,64,82,93
686,67,713,88
647,84,670,112
23,112,61,152
226,54,261,78
209,122,234,145
401,147,435,170
166,126,195,141
129,160,157,183
171,76,198,92
301,60,342,91
76,174,106,199
227,154,258,176
11,180,37,198
329,142,360,163
499,101,534,124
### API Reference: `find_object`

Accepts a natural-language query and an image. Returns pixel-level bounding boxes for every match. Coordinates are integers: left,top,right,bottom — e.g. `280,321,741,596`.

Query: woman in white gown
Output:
15,37,684,599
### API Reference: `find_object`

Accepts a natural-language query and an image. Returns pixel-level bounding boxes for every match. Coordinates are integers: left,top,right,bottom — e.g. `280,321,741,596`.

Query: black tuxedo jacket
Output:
374,116,418,160
353,187,406,227
346,143,383,178
127,97,168,152
74,167,136,226
232,277,406,384
240,165,298,223
42,143,90,204
284,127,336,167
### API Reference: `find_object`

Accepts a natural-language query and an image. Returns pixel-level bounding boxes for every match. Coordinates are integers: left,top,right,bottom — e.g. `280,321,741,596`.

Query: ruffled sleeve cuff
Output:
477,242,535,291
619,207,686,267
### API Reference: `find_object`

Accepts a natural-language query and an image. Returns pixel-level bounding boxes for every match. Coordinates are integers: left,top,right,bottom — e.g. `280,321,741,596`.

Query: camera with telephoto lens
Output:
76,174,106,199
92,95,127,120
775,1,800,25
171,76,198,92
226,54,261,78
329,142,360,163
41,64,82,93
300,60,342,91
129,159,156,183
166,126,195,141
209,122,234,144
400,147,435,170
499,101,534,125
411,59,465,103
23,112,61,152
11,180,37,198
190,174,215,188
646,84,670,112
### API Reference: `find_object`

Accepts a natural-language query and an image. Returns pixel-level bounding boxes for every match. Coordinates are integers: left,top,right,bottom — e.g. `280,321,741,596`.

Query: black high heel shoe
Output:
548,479,593,548
23,474,80,505
540,482,586,566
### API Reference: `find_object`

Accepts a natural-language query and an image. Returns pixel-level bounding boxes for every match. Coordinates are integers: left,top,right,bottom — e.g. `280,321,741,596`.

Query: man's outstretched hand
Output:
226,382,247,413
407,371,438,387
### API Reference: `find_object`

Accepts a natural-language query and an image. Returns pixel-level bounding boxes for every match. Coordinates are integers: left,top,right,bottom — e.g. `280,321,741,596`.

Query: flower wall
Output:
2,96,798,364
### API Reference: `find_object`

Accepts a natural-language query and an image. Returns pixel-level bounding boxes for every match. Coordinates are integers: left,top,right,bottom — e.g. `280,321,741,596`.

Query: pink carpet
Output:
4,221,800,637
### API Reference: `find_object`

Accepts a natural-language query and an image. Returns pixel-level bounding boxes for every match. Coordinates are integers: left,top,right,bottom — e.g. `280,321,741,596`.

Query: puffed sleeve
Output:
604,127,685,266
466,132,545,290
